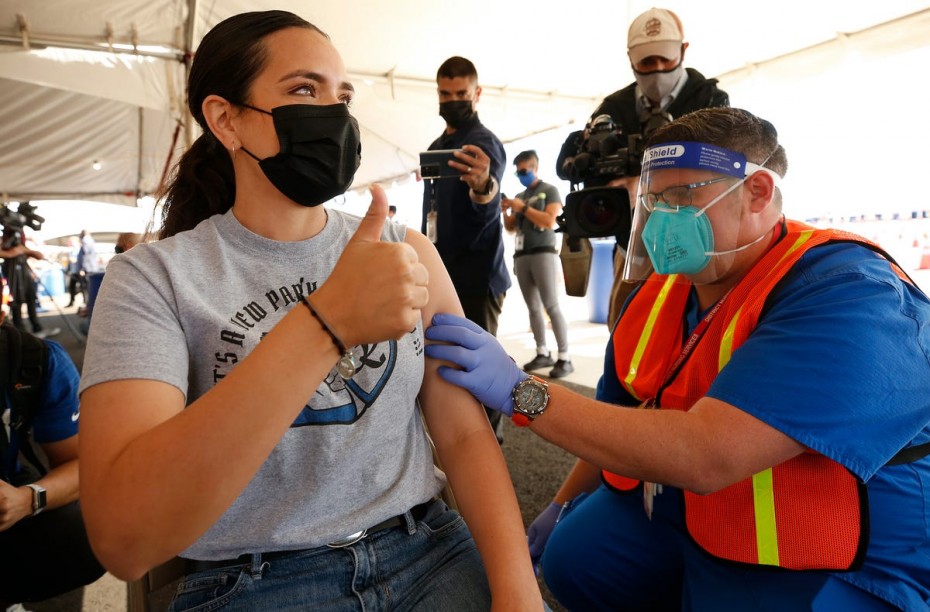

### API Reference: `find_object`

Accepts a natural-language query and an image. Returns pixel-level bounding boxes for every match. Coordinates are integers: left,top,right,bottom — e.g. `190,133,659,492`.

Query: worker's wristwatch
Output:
26,483,47,516
511,375,550,427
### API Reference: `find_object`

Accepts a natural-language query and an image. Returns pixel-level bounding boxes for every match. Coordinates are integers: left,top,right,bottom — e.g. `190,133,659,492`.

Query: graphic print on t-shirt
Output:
293,340,397,426
212,274,406,427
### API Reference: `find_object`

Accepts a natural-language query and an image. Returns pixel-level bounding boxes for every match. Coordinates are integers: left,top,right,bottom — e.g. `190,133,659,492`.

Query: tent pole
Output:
0,34,182,60
137,107,144,201
182,0,199,149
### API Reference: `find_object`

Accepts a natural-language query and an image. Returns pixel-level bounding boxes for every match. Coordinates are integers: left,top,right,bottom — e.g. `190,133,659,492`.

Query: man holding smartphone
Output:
421,55,509,441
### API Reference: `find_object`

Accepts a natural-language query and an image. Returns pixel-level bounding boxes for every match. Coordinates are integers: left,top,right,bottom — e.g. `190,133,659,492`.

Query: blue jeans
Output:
169,500,490,611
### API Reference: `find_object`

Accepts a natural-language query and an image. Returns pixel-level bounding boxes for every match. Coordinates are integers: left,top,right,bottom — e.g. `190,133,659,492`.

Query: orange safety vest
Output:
603,220,907,571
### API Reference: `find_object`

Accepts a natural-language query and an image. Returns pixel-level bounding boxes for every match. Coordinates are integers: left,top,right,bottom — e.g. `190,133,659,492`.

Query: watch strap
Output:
26,483,46,515
470,176,498,201
511,412,533,428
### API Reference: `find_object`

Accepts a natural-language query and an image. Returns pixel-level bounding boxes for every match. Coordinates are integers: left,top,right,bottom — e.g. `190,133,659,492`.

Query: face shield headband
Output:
623,141,781,281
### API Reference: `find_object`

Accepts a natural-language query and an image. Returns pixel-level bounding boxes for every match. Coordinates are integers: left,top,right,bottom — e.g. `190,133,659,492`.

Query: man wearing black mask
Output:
421,56,509,442
557,8,729,327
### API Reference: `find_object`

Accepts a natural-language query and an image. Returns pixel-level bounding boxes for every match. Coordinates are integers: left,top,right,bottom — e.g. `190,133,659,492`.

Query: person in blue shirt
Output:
0,324,104,607
425,107,930,610
421,56,510,442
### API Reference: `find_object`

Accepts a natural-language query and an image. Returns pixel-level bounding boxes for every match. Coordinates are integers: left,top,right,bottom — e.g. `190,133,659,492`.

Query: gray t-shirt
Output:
80,209,443,560
514,181,562,254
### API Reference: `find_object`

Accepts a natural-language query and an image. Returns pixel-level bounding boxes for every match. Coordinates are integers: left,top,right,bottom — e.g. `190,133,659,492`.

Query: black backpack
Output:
0,324,49,482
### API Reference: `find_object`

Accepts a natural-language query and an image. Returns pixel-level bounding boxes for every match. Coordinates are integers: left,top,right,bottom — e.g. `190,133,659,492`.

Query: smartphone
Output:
420,149,466,179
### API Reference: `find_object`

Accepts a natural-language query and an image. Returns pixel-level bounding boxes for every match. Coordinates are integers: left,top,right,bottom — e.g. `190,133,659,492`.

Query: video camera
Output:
555,115,642,243
555,113,670,242
556,186,632,245
0,201,45,249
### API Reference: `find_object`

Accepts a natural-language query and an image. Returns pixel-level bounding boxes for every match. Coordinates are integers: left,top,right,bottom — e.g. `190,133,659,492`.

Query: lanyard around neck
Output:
648,285,735,407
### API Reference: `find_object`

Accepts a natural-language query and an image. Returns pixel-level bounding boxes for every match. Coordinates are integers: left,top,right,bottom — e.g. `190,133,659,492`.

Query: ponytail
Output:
150,10,324,241
157,132,235,239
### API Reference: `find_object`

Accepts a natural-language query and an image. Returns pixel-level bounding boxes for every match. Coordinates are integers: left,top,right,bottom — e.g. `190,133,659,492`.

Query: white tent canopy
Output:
1,0,929,207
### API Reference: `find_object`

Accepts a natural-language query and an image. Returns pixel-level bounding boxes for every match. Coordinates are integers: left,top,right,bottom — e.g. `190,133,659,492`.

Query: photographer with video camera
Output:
0,202,58,339
556,7,728,326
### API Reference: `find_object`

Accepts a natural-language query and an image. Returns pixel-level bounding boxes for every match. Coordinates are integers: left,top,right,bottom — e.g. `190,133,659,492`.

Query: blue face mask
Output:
518,170,536,187
641,205,714,274
639,176,751,275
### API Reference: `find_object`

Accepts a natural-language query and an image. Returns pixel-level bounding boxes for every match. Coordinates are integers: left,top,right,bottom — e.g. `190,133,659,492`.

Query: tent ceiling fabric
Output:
1,0,929,204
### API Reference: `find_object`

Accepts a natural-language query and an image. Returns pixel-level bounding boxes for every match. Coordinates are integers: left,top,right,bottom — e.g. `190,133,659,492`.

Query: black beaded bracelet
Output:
298,295,360,379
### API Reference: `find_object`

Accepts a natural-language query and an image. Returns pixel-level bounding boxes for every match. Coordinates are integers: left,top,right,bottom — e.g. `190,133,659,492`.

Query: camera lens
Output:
577,192,623,235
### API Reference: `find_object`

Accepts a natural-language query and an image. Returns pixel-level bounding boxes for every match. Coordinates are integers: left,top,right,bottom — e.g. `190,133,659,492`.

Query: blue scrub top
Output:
2,339,80,481
597,240,930,609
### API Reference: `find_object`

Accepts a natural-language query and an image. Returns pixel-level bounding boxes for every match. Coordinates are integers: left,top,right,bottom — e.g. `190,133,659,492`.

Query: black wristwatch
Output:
26,483,47,516
474,176,494,196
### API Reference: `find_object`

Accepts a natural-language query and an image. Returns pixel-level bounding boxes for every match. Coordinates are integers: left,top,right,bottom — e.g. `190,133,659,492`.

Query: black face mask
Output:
239,103,361,207
439,100,476,129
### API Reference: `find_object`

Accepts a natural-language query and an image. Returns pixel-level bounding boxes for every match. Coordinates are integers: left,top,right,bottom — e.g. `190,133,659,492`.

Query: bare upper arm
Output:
404,229,489,441
404,229,464,324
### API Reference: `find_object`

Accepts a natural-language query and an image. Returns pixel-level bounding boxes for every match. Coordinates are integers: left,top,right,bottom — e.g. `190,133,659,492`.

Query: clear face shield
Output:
622,141,779,285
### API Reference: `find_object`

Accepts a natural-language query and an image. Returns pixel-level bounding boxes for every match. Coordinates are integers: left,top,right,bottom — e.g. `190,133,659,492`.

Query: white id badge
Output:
643,481,664,520
426,211,438,243
514,233,524,251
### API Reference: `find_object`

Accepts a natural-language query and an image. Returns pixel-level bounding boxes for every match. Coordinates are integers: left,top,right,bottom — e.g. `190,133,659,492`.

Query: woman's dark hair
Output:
157,11,326,239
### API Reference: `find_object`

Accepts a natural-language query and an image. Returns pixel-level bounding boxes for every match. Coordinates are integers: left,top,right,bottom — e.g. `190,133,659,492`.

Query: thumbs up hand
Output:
310,184,429,347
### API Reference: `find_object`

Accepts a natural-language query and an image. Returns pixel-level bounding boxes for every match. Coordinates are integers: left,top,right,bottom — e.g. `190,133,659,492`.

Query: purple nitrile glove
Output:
424,313,528,416
528,501,562,572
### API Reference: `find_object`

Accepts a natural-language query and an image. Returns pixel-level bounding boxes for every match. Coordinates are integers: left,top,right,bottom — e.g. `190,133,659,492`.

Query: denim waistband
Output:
184,499,436,574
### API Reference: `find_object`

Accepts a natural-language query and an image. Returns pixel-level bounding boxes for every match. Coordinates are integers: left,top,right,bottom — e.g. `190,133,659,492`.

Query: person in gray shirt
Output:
502,150,573,378
76,10,541,611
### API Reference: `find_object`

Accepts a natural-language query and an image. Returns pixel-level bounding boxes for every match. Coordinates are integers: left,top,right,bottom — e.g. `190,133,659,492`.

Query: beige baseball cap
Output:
627,8,684,64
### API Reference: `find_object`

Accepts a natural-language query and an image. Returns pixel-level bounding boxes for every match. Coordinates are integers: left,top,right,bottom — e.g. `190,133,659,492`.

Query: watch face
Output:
515,379,548,416
28,484,47,514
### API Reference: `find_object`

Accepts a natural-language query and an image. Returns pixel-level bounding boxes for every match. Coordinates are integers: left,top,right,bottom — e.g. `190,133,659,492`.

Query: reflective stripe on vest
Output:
621,274,680,400
605,220,876,570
